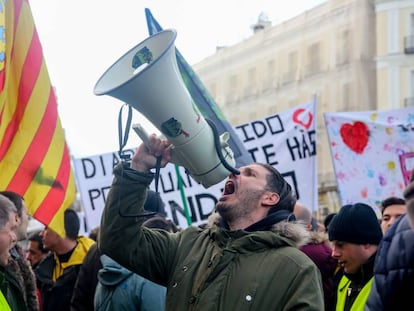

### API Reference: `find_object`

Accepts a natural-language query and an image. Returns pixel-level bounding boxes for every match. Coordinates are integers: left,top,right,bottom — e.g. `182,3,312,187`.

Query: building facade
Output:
374,0,414,110
193,0,381,217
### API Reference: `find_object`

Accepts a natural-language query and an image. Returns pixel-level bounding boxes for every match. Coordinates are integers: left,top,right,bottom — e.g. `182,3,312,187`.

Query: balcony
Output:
405,97,414,107
404,35,414,54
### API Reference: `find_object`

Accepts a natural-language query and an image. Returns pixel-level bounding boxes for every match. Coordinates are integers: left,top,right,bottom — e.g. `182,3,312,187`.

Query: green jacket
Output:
100,164,324,311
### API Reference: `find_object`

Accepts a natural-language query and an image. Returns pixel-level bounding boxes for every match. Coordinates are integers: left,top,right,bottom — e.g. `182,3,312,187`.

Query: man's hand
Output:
130,134,172,173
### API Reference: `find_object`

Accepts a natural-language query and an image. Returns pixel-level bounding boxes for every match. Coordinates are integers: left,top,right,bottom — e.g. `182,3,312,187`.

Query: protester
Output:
94,254,166,311
70,243,100,311
71,191,172,311
407,170,414,229
26,230,49,310
36,208,95,311
0,191,29,241
328,203,382,311
87,226,100,242
0,194,25,310
364,213,414,311
323,212,336,233
0,190,39,311
94,215,176,311
379,196,406,234
365,172,414,310
294,203,338,311
26,230,49,269
99,135,324,310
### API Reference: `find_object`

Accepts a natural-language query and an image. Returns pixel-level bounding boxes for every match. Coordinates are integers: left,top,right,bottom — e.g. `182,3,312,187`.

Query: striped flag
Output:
0,0,76,237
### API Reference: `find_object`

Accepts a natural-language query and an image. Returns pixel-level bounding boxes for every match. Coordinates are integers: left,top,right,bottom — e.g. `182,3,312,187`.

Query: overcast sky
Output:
29,0,326,157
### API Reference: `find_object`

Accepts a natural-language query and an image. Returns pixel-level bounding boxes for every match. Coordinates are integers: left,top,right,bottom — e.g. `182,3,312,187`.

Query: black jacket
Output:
365,214,414,311
70,243,102,311
35,237,94,311
35,253,81,311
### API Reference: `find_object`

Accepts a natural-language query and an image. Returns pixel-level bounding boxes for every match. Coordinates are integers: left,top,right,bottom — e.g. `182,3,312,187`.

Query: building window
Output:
405,70,414,106
226,74,239,102
265,59,278,89
229,74,238,90
404,13,414,54
288,51,298,73
307,42,321,76
336,30,350,65
267,60,276,78
245,67,257,95
283,51,298,84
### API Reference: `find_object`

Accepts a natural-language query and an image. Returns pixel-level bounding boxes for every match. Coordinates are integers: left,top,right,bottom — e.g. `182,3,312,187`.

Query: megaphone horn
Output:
94,29,239,188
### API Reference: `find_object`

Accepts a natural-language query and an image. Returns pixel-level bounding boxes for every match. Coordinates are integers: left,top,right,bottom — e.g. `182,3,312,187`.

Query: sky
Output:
29,0,326,157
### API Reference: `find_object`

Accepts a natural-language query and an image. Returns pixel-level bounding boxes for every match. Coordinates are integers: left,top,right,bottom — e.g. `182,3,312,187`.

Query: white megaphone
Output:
94,29,239,188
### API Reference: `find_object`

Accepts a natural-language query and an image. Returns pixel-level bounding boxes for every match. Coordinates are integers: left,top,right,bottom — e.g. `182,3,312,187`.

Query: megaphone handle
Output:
132,123,151,147
115,123,162,218
132,122,164,189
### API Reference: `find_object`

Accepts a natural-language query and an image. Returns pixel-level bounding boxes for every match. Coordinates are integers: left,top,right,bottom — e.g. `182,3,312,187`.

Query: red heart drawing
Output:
293,108,313,130
339,121,369,154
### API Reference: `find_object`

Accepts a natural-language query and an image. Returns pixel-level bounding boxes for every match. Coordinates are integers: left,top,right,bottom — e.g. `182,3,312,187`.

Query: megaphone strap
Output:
117,104,133,161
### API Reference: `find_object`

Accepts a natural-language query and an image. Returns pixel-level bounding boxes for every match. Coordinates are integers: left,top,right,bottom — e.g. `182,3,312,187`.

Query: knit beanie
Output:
64,208,80,239
328,203,382,245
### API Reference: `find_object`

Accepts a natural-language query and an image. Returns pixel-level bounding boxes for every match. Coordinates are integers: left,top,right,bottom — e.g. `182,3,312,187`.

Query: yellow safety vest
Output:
0,290,11,311
336,275,373,311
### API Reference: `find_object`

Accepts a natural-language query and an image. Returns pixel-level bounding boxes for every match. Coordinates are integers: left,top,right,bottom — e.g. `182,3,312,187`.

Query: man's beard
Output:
216,189,266,223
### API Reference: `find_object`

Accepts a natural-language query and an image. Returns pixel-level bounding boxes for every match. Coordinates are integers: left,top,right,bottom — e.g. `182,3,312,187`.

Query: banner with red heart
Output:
339,121,369,154
324,106,414,210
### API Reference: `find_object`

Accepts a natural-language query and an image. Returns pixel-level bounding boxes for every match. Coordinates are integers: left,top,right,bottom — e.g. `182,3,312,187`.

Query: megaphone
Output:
94,29,239,188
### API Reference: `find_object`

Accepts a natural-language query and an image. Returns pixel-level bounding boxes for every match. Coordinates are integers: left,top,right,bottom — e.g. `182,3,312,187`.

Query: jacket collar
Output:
207,211,310,252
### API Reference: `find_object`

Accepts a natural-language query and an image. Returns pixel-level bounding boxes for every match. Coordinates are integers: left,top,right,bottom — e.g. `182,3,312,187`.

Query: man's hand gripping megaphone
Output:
131,134,172,174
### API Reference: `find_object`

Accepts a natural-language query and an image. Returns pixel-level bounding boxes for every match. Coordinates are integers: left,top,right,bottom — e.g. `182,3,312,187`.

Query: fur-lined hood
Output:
306,230,330,245
8,244,39,311
208,212,310,248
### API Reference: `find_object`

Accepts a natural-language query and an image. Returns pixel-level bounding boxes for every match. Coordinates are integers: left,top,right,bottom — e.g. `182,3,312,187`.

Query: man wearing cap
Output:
35,208,95,311
328,203,382,311
99,135,324,310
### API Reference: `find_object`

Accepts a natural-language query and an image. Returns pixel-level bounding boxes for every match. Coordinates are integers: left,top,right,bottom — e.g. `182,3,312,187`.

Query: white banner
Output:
324,106,414,212
74,100,317,231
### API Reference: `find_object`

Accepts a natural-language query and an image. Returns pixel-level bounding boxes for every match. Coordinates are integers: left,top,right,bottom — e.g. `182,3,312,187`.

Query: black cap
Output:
64,209,80,239
328,203,382,245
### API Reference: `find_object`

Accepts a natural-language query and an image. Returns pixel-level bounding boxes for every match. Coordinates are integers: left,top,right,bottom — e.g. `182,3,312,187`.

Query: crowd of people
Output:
0,189,176,311
0,133,413,310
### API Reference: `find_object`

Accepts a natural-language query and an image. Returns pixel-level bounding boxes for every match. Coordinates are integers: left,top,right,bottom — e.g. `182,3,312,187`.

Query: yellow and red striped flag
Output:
0,0,76,237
